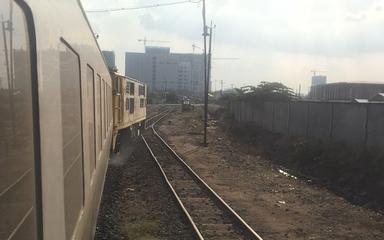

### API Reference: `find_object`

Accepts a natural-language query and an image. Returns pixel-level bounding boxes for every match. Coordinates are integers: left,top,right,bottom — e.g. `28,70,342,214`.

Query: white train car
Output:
0,0,112,239
111,73,146,152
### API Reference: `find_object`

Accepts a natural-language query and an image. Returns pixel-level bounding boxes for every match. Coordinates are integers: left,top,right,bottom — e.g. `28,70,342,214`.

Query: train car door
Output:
0,1,42,239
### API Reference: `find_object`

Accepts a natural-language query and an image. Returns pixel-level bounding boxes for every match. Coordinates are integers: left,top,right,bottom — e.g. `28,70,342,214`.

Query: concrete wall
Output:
307,102,332,139
231,100,384,146
263,102,274,131
288,101,308,136
274,102,290,134
332,103,367,144
366,104,384,147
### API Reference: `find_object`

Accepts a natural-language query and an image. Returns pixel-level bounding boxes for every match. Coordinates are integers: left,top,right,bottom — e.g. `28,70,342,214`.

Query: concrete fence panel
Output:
239,101,244,122
332,103,367,144
274,102,290,134
232,102,240,121
245,102,253,122
307,102,332,139
252,104,263,126
366,104,384,146
241,102,247,122
263,102,274,131
289,101,309,137
231,100,384,147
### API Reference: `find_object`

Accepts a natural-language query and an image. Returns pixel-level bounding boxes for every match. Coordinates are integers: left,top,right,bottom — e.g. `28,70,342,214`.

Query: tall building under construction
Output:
125,47,205,97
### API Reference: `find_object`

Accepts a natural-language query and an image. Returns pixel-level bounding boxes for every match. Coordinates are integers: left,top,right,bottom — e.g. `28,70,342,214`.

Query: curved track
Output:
142,112,263,240
145,106,176,129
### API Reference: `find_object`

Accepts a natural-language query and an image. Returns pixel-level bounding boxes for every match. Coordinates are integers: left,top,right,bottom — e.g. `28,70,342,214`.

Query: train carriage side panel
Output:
22,0,113,239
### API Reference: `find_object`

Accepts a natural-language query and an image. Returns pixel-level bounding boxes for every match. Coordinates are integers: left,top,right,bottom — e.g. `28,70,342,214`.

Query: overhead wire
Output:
86,0,202,13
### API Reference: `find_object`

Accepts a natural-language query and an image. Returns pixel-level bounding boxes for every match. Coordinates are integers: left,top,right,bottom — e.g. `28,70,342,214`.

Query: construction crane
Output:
138,37,170,47
192,43,202,53
311,70,325,76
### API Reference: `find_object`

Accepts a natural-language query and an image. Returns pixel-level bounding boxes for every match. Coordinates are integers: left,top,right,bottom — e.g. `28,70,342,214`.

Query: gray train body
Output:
0,0,146,239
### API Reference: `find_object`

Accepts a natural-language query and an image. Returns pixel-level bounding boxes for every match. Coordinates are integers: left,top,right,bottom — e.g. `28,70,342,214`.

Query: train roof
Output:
111,72,146,85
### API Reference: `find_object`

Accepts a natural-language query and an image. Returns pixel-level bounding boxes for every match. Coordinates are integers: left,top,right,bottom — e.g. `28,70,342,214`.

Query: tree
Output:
219,81,296,106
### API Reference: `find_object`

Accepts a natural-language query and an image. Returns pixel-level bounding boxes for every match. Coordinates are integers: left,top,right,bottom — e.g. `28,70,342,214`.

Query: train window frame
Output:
95,74,101,160
129,98,135,114
59,38,86,239
1,2,43,239
103,80,107,138
125,81,130,94
129,82,135,95
140,98,145,108
86,64,96,178
139,85,146,96
101,79,105,141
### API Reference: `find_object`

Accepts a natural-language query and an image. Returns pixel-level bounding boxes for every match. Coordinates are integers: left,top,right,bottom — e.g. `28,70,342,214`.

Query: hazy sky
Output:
81,0,384,93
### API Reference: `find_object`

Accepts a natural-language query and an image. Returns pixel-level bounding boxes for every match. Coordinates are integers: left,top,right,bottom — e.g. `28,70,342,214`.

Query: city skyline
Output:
82,0,384,93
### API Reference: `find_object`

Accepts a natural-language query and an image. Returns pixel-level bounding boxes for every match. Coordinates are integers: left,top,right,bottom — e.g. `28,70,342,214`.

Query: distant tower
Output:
311,70,327,86
312,75,327,86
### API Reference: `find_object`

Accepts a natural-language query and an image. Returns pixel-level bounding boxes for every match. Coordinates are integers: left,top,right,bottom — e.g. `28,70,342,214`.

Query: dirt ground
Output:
158,108,384,240
95,134,194,240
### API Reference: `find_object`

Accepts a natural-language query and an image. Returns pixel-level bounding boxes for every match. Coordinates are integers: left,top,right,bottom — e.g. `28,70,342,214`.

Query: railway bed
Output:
142,118,263,240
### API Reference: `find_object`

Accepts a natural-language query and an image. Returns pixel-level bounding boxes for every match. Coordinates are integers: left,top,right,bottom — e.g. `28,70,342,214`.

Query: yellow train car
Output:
111,72,147,151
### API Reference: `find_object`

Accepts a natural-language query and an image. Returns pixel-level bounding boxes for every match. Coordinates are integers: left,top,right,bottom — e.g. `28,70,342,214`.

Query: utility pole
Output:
207,21,213,95
298,84,302,98
1,18,11,87
202,0,208,146
221,80,224,95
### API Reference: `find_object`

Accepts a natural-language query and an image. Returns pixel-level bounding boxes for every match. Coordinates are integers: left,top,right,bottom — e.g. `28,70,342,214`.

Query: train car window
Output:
125,98,129,111
0,2,38,239
106,85,108,128
110,86,113,125
140,99,145,108
108,85,112,126
130,82,135,95
125,81,130,94
107,85,109,125
139,85,145,96
86,65,96,177
95,74,101,159
129,98,135,114
103,81,107,137
106,85,109,128
101,79,105,140
60,41,84,238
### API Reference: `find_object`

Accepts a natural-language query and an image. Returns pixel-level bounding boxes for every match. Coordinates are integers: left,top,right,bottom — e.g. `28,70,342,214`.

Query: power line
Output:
86,0,201,13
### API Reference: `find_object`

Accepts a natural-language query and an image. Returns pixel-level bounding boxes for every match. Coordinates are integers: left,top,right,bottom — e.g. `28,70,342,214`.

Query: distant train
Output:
0,1,146,240
111,73,147,152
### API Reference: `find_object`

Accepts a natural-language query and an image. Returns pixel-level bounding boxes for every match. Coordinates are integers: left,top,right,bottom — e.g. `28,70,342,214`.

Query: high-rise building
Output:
125,47,205,97
311,75,327,86
102,50,116,70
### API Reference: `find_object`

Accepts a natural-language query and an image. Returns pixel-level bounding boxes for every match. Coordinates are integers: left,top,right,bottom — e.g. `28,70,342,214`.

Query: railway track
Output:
142,113,263,240
145,107,175,129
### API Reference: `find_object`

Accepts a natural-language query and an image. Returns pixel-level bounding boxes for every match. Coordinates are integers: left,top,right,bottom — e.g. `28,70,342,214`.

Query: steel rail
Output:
142,136,204,240
142,111,263,240
145,108,174,130
152,127,263,239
